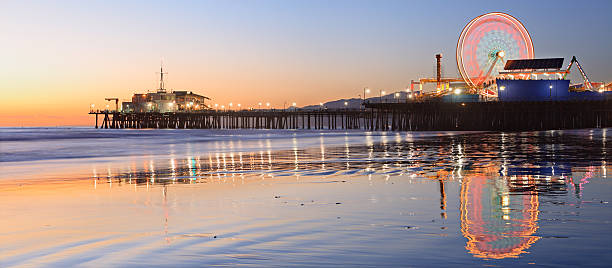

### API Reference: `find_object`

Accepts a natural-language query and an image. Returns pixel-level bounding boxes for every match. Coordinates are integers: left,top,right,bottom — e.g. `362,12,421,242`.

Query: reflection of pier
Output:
85,129,606,260
91,99,612,131
92,138,424,185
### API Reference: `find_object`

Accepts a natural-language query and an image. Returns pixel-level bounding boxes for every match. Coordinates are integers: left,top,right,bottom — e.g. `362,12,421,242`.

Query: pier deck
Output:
90,100,612,131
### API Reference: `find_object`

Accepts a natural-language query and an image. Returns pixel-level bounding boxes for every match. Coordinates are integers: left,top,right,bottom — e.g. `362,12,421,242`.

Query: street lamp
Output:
405,88,411,103
395,92,400,103
258,102,262,109
364,87,370,101
549,84,553,101
453,88,461,103
380,90,386,103
266,102,270,109
237,103,241,109
344,101,348,108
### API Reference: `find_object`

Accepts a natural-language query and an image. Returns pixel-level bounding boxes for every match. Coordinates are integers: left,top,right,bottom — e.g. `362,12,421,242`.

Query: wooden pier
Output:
90,100,612,131
90,110,367,130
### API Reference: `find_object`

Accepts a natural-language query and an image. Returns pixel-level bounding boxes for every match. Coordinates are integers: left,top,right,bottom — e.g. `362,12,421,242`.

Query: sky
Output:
1,0,611,126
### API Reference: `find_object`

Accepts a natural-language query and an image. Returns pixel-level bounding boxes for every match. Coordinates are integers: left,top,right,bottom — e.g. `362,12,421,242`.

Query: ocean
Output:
0,127,610,267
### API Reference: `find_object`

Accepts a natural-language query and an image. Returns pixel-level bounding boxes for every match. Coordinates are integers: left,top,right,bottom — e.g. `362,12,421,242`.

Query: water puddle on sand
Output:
0,129,610,267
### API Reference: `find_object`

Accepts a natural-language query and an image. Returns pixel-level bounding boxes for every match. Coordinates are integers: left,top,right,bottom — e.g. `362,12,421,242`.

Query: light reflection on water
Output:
0,129,610,266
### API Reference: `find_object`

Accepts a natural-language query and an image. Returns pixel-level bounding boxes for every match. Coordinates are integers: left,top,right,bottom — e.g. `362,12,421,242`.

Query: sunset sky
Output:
1,0,611,126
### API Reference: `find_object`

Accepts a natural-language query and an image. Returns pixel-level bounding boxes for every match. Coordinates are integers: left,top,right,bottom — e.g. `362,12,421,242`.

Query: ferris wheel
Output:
456,12,534,91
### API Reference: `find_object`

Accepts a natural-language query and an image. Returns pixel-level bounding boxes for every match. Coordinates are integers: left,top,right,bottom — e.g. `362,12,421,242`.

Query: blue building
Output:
496,58,610,102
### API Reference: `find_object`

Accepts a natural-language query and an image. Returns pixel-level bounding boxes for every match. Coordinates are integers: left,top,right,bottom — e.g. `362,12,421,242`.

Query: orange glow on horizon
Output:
0,62,404,126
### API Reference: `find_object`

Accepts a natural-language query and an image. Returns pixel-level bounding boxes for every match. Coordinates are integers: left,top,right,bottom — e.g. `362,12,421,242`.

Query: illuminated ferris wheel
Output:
456,12,535,91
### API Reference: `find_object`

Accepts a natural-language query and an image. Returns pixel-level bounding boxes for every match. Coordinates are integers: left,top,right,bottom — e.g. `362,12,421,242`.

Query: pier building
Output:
118,66,211,113
121,91,210,113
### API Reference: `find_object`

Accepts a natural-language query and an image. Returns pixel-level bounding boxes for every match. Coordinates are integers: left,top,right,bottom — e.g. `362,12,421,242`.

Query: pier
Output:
91,109,367,130
90,99,612,131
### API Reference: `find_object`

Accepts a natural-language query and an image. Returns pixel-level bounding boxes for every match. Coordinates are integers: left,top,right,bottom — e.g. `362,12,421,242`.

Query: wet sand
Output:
1,128,611,267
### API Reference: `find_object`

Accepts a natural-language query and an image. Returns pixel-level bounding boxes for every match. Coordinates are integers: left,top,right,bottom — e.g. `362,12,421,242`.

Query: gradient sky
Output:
1,0,611,126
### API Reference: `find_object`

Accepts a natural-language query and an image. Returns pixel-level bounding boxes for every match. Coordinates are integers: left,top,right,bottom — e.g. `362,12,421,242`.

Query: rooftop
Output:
504,58,564,71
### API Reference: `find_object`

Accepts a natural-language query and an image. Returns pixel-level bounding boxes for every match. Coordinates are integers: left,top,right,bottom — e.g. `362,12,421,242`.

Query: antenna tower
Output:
158,61,168,93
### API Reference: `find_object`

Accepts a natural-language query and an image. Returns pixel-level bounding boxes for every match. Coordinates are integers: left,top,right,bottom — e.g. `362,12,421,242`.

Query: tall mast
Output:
158,61,167,93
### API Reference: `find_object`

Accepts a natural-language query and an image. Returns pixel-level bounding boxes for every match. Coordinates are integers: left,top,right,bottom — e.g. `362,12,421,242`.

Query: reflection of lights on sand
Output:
215,153,220,169
603,130,607,178
266,139,272,151
320,136,326,170
222,153,227,171
345,135,350,169
454,144,464,178
170,157,177,180
365,133,373,147
502,195,509,207
149,159,156,184
259,151,264,166
293,137,299,171
188,157,196,179
267,150,272,170
238,152,243,170
208,154,214,172
107,166,113,188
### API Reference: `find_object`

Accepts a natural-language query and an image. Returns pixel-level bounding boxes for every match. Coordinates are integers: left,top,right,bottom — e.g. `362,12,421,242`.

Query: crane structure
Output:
563,56,593,90
409,53,465,99
105,98,119,111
